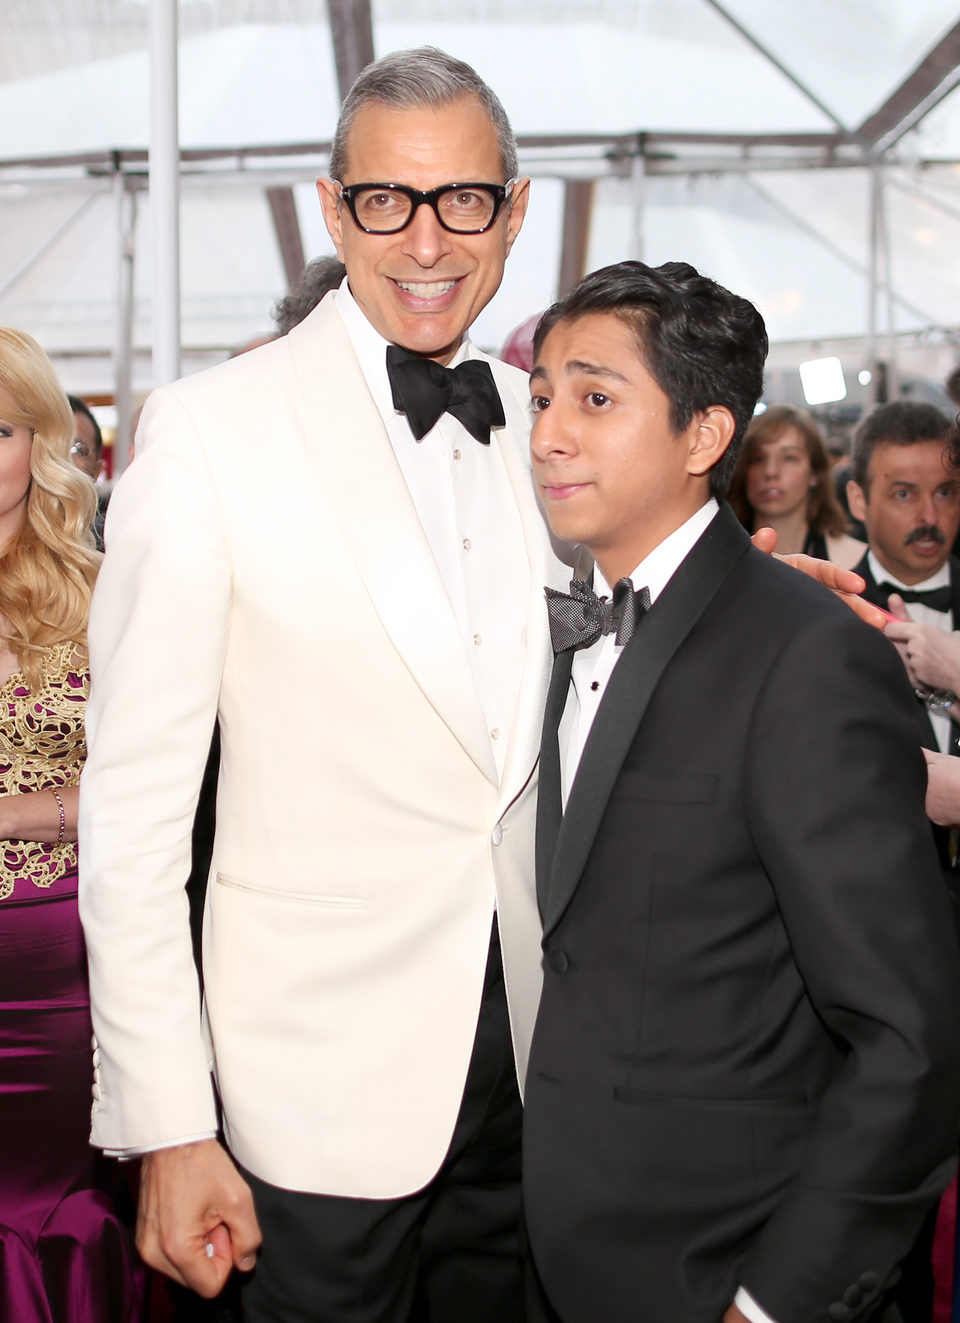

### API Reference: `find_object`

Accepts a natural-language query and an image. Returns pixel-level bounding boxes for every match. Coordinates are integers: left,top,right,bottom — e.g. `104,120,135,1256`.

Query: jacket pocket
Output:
214,871,367,907
613,1088,806,1112
612,771,718,804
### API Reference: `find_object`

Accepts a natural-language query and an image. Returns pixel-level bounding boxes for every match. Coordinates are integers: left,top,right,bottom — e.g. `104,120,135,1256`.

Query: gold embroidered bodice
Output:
0,640,88,901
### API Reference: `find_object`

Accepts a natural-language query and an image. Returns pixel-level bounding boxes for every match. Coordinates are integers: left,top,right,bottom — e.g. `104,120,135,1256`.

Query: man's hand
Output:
750,526,886,629
885,607,960,695
924,748,960,827
137,1139,262,1297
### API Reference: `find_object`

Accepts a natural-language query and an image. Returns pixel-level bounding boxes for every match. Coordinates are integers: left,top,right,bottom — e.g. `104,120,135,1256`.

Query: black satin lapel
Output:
541,505,751,937
949,559,960,631
853,558,885,610
536,649,574,921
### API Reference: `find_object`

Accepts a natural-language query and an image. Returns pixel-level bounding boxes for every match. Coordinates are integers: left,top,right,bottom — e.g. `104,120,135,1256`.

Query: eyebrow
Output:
529,359,631,385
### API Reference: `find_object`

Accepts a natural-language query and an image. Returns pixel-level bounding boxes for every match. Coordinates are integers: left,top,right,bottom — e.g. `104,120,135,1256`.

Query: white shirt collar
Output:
594,499,720,604
866,550,951,594
334,277,471,431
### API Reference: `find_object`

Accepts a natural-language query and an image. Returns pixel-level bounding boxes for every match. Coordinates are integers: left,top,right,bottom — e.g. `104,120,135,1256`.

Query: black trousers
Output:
238,922,524,1323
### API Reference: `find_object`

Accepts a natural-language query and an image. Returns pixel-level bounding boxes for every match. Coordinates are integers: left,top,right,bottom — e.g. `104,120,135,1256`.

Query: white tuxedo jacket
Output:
79,294,573,1197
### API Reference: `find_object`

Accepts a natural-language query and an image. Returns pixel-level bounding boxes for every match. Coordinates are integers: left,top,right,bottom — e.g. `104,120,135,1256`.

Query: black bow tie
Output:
878,583,953,612
386,345,505,445
544,577,651,653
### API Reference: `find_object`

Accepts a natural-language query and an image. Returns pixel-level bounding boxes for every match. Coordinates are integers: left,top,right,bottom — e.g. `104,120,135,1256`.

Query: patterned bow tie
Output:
386,345,505,445
544,577,652,653
878,583,953,612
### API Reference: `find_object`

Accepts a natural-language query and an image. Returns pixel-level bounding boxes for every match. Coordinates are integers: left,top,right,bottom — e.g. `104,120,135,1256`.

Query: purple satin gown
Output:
0,644,145,1321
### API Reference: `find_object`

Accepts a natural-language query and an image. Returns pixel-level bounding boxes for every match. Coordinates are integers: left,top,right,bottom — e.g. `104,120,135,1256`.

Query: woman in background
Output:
0,328,144,1321
729,403,865,569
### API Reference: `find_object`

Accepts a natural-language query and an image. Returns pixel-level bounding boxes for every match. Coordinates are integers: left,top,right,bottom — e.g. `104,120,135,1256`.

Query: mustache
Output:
905,525,946,547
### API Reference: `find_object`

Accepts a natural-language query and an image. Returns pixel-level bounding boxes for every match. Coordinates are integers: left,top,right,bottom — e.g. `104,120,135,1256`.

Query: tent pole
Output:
878,165,898,400
866,161,880,405
630,151,646,263
114,172,137,478
149,0,180,387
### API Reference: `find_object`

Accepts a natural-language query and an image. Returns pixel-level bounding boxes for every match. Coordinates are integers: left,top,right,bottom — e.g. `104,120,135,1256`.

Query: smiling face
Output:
317,96,529,364
744,425,813,520
847,439,960,585
0,387,34,548
529,313,734,584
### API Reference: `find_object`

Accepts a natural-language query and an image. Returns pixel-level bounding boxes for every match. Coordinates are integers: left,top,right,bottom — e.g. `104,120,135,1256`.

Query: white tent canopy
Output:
2,0,960,408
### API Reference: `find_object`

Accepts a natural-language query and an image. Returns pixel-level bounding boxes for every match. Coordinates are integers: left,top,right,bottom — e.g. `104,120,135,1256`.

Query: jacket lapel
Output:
949,556,960,632
541,505,751,937
286,298,497,783
536,648,573,919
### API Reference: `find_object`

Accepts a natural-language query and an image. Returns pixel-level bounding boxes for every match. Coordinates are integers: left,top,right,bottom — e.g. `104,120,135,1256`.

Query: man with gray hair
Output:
80,45,542,1322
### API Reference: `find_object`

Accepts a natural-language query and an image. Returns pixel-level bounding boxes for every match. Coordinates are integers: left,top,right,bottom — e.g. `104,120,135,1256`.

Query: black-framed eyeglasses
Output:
335,180,517,235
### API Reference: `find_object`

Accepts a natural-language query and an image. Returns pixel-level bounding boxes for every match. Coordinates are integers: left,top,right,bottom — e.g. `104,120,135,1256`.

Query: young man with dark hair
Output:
523,260,960,1323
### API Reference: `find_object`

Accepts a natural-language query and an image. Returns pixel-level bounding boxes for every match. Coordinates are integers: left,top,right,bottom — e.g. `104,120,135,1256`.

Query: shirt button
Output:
453,448,462,461
492,823,503,846
462,537,472,551
473,634,482,646
491,728,500,741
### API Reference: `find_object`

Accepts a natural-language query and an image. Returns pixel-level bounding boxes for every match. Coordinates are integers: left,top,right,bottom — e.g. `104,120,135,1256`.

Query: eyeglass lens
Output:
352,186,499,233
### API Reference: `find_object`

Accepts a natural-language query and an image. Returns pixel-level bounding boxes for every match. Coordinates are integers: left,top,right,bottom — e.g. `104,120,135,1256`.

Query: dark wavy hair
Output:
851,400,953,492
728,404,848,537
533,260,768,498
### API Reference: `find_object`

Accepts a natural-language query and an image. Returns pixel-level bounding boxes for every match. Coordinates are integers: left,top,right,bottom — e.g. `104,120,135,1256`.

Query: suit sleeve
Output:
78,387,230,1150
739,609,960,1322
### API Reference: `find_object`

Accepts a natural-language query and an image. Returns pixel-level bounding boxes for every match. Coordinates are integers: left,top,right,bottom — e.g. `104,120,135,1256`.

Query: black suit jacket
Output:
523,506,960,1323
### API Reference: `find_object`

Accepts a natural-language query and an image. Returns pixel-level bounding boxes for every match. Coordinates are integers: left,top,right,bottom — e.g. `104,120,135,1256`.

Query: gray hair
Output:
329,46,518,183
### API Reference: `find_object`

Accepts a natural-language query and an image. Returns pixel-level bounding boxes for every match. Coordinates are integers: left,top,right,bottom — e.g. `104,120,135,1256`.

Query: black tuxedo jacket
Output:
523,506,960,1323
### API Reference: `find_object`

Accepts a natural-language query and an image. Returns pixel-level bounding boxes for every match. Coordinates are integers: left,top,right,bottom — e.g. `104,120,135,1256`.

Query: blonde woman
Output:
0,330,144,1321
729,405,866,569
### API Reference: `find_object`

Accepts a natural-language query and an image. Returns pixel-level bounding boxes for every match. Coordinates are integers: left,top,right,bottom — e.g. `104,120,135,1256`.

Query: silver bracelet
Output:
50,786,65,845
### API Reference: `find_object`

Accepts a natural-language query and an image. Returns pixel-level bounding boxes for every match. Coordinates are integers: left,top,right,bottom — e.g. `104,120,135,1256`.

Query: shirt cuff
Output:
735,1287,779,1323
104,1131,218,1160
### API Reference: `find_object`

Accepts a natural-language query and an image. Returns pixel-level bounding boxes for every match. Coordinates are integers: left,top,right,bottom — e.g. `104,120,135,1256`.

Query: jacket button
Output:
827,1305,850,1322
491,823,503,846
843,1285,862,1306
547,950,569,973
858,1273,878,1293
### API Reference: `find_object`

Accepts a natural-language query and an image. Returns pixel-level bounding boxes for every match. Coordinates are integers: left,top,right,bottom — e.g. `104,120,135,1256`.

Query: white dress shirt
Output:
556,497,776,1323
560,500,718,807
868,551,954,754
337,281,528,779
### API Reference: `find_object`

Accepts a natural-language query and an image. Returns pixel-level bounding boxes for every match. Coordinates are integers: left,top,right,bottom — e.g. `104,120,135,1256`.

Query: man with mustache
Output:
847,401,960,761
846,399,960,1321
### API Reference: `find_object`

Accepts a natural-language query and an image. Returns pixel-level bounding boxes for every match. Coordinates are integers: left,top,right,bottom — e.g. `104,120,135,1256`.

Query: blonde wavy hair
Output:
0,328,100,689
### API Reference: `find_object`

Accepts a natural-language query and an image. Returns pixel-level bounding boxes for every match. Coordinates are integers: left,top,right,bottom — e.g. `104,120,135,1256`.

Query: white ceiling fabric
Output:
1,0,959,394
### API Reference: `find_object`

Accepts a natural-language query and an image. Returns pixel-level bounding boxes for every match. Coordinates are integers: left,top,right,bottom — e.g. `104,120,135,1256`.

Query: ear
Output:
503,177,531,256
685,406,736,479
316,178,346,261
846,479,867,523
